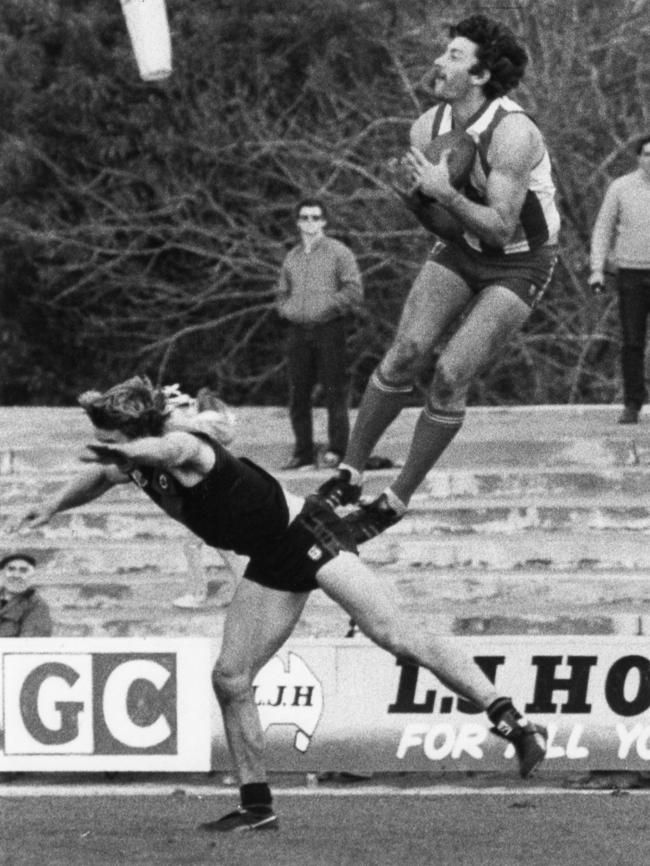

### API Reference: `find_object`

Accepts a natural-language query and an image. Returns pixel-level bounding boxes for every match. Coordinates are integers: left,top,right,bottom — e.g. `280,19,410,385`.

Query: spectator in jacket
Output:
276,198,363,470
589,134,650,424
0,553,53,637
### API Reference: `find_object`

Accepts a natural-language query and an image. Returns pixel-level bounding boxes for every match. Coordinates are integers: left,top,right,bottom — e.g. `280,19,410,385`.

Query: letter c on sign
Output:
102,660,172,748
19,663,84,745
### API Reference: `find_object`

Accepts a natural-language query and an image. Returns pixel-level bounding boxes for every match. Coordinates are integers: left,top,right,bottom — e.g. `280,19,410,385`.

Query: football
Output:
385,127,476,239
422,128,476,190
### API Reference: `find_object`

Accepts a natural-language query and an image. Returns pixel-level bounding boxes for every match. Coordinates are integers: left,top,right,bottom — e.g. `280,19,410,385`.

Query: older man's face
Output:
2,559,35,595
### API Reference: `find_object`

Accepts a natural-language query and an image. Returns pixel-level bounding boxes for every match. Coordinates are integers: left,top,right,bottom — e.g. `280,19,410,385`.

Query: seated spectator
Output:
0,553,53,637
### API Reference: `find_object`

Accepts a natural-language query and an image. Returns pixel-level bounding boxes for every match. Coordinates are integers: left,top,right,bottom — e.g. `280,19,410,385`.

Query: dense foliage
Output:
0,0,648,405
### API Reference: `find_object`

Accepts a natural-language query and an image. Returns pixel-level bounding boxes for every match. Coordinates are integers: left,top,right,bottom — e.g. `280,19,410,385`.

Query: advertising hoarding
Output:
3,636,650,773
210,636,650,773
0,638,211,771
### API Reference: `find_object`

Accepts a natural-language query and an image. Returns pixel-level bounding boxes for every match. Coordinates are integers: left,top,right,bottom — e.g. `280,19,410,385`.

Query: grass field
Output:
1,786,649,866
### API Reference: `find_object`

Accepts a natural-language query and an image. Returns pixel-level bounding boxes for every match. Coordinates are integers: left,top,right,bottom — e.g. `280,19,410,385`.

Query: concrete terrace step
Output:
4,528,650,574
389,567,650,608
360,530,650,571
0,539,230,575
29,562,650,640
37,575,650,640
400,496,650,533
2,435,645,474
4,495,650,537
43,604,647,640
2,405,650,475
39,575,233,611
6,465,650,505
0,404,632,448
33,566,650,607
422,467,650,499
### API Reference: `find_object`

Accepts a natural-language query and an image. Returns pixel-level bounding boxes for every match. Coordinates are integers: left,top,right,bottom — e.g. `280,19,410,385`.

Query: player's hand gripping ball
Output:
387,129,476,240
387,129,476,193
422,129,477,189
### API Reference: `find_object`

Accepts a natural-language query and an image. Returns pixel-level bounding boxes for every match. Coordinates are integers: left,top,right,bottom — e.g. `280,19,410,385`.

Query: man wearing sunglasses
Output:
276,199,363,470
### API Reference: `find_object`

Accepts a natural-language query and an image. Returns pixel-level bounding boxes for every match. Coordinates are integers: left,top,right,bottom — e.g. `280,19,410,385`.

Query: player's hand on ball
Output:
405,146,454,201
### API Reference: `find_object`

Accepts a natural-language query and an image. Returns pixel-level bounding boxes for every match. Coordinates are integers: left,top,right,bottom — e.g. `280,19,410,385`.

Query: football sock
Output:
344,369,413,471
337,463,362,486
382,487,408,515
487,697,523,728
240,782,273,812
391,406,464,505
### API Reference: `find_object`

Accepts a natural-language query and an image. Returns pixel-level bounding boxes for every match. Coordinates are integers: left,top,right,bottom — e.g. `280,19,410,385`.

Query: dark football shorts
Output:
430,239,558,308
243,496,358,593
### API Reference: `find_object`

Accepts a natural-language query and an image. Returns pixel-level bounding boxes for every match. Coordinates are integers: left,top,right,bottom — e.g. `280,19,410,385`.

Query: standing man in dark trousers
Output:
277,198,363,470
590,134,650,424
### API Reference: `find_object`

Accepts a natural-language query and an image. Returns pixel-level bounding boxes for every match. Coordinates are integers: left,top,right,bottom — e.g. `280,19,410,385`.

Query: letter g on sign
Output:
2,652,178,757
20,662,85,746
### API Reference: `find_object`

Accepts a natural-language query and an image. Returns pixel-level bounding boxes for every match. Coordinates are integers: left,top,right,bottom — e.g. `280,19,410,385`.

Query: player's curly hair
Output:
78,376,167,438
451,14,528,99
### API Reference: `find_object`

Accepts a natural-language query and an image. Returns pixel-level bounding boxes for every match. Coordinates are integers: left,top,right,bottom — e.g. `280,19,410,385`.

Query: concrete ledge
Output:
25,564,650,640
361,531,650,571
2,405,650,475
42,608,648,640
5,497,650,536
4,528,650,574
8,466,650,503
1,436,645,475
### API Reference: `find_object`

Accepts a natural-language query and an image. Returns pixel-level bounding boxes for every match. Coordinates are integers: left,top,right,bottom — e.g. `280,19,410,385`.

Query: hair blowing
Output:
78,376,167,438
451,14,528,100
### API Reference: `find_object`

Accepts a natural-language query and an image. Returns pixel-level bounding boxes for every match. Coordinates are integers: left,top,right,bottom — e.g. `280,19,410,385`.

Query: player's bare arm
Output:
412,114,544,248
12,464,127,532
86,430,214,485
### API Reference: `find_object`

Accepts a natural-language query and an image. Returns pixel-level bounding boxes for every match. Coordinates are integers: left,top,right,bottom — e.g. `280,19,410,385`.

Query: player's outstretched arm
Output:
11,464,126,533
85,431,204,472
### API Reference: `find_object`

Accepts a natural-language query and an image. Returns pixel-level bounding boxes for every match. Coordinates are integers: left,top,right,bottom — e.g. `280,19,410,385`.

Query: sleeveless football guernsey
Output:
411,97,560,254
128,439,289,558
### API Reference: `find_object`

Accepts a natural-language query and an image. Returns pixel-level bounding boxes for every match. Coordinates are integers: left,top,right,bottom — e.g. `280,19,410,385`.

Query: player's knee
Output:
383,339,423,382
430,359,466,404
211,662,251,705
